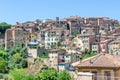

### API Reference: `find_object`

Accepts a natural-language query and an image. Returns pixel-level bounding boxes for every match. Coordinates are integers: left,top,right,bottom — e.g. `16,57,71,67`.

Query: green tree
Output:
84,48,89,54
57,42,61,47
13,53,22,64
10,69,34,80
0,57,6,73
7,46,28,70
20,47,27,58
20,59,28,68
0,22,11,34
58,70,72,80
0,51,7,59
38,68,57,80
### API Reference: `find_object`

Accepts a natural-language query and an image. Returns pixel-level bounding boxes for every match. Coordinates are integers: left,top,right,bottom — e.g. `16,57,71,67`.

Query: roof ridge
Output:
82,54,101,62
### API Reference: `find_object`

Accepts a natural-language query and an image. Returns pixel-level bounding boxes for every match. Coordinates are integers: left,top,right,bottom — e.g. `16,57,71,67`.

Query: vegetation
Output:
0,57,6,73
58,70,72,80
72,31,79,37
3,68,72,80
39,54,49,58
36,68,73,80
37,68,58,80
9,69,34,80
57,42,61,47
0,22,11,34
0,44,72,80
0,45,28,72
6,46,28,70
81,53,97,59
81,48,97,59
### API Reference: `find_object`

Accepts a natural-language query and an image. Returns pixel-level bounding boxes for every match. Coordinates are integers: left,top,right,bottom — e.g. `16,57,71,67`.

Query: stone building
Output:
5,27,29,50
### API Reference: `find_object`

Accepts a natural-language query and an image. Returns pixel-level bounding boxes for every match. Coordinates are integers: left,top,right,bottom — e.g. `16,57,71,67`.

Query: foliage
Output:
38,68,57,80
57,42,61,47
39,54,49,58
58,70,72,80
20,59,28,68
83,48,89,54
0,51,7,59
35,68,72,80
6,46,28,70
0,45,72,80
7,68,72,80
13,53,22,64
72,31,78,37
0,57,6,73
0,45,5,50
81,53,97,59
0,22,11,34
10,69,34,80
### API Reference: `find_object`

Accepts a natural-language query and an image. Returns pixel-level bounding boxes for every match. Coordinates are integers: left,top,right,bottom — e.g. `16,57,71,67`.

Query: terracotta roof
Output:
72,54,120,68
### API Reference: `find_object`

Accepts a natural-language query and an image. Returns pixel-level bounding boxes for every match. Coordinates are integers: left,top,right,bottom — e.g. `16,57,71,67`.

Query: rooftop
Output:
72,54,120,68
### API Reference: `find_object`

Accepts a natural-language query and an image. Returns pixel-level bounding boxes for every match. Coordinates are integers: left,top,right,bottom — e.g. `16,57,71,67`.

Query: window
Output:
47,43,50,46
48,39,50,41
104,71,111,80
51,38,53,41
92,71,97,80
51,42,53,45
66,55,69,58
55,38,58,41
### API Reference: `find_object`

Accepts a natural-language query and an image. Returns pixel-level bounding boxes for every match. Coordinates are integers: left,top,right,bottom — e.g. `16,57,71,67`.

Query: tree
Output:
0,22,11,34
38,68,57,80
0,51,7,59
20,59,28,68
13,53,22,64
0,57,6,73
20,47,27,58
84,48,89,54
7,45,28,70
57,42,61,47
37,68,72,80
10,69,34,80
58,70,72,80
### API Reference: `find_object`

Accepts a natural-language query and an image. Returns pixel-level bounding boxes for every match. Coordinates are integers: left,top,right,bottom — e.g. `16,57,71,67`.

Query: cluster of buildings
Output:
3,16,120,79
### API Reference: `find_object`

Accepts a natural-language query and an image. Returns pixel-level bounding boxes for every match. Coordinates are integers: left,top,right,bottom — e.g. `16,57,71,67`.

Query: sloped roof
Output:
72,54,120,68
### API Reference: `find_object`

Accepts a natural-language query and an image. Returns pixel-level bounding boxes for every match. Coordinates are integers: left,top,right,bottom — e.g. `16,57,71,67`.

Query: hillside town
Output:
1,16,120,80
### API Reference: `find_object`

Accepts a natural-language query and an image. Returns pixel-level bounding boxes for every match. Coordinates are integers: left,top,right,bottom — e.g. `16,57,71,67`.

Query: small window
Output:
66,55,69,58
104,71,111,80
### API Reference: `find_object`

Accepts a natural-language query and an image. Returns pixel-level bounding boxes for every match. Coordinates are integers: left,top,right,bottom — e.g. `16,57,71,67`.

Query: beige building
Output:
108,37,120,55
28,48,38,58
71,37,84,51
77,34,95,51
5,27,29,50
48,49,58,70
